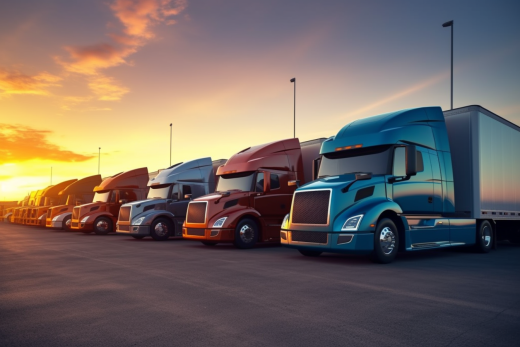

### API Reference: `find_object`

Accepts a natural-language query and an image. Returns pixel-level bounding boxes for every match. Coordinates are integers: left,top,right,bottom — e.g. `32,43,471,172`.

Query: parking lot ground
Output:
0,222,519,346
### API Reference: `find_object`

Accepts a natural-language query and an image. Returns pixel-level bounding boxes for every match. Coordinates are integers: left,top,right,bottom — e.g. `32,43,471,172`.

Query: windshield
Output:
216,172,255,192
147,184,172,199
93,191,110,203
318,145,393,178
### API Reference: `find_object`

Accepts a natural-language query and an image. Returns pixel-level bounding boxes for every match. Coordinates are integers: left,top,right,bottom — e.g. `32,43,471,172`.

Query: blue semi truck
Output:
281,105,520,263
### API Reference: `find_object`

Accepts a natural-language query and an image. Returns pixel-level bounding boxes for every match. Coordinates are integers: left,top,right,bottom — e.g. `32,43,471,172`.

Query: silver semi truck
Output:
116,158,226,241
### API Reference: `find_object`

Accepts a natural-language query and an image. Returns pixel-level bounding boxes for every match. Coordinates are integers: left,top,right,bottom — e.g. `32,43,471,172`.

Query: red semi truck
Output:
70,168,151,235
26,179,77,226
183,138,325,248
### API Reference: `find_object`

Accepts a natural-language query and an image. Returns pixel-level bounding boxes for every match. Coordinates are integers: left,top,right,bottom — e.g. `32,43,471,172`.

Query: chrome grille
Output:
119,206,131,222
72,207,80,220
291,231,328,244
292,190,330,225
187,202,207,224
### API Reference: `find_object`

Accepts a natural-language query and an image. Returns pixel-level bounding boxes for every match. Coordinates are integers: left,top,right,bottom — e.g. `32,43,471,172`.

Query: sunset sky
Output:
1,0,519,201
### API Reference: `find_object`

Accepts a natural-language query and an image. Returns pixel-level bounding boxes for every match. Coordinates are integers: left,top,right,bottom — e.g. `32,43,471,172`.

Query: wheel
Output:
371,218,399,264
233,218,258,249
475,220,493,253
132,235,145,240
93,216,113,235
298,250,322,257
201,241,217,246
150,218,172,241
63,215,72,231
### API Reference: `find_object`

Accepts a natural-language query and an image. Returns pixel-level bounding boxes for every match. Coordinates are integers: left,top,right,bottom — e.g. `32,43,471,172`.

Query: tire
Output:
298,250,322,257
233,218,258,249
475,220,493,253
201,241,217,246
371,218,399,264
63,215,72,231
132,235,145,240
93,216,113,235
150,218,172,241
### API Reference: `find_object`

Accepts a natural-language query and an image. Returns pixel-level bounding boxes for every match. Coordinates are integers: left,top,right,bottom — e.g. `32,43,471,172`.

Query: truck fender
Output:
53,212,72,223
85,211,115,224
141,211,176,226
211,208,262,230
333,197,403,232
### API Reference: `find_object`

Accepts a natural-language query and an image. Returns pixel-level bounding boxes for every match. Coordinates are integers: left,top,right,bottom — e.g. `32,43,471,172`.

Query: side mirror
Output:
288,180,300,188
184,194,192,200
119,199,128,204
406,145,418,176
312,157,321,181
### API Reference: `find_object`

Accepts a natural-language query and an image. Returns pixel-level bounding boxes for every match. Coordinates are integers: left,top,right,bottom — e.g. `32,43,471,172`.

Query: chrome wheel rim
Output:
154,222,168,237
239,224,255,244
379,227,396,255
482,224,491,247
96,220,109,232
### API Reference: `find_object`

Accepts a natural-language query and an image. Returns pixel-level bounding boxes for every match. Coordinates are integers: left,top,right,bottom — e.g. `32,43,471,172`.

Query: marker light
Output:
341,215,363,231
335,144,363,151
212,217,227,228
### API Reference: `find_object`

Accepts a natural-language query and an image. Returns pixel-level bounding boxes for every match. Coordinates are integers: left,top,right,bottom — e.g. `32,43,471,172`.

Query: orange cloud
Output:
88,74,130,100
110,0,187,39
0,68,62,96
0,123,95,164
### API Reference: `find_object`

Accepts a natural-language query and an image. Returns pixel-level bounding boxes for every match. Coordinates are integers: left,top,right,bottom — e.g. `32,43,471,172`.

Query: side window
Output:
109,190,118,203
182,185,192,199
411,150,432,181
393,147,406,176
171,184,179,201
270,174,280,190
255,173,264,192
120,190,137,202
416,152,424,172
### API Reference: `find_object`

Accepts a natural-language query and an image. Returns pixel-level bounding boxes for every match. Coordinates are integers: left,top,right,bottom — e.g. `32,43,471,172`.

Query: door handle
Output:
428,197,433,203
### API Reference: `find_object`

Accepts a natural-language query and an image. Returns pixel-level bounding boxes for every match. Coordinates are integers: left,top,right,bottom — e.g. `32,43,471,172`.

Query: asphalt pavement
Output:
0,223,519,346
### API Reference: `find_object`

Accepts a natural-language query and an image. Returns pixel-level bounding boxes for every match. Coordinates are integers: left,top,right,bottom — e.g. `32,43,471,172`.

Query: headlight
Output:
81,216,89,223
52,216,59,221
281,214,290,229
212,217,227,228
132,217,145,225
341,214,363,231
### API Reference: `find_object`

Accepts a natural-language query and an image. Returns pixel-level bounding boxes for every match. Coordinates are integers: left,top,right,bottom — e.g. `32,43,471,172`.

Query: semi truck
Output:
8,194,30,223
26,179,77,226
14,190,39,224
70,168,152,235
183,138,325,248
116,158,227,241
281,105,520,263
1,201,19,222
46,175,102,230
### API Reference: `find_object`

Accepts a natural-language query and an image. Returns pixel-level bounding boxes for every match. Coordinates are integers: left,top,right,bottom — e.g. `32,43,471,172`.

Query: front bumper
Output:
280,229,374,254
116,224,150,236
182,227,235,242
70,220,93,231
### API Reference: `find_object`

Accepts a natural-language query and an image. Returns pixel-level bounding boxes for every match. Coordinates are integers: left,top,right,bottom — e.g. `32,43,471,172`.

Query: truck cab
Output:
70,168,151,235
183,138,324,248
26,179,77,226
281,105,520,263
46,175,102,230
15,190,39,224
116,158,226,241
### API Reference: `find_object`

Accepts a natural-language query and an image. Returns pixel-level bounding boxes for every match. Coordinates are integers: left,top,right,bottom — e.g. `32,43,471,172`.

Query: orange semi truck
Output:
183,138,325,248
14,190,38,224
26,179,77,226
70,168,152,235
46,175,102,230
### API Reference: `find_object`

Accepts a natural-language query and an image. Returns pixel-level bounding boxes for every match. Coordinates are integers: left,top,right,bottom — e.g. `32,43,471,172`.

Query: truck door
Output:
168,184,191,234
107,190,120,217
252,171,290,241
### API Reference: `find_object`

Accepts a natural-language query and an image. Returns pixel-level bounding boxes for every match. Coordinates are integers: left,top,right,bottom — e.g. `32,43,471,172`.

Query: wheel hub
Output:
482,225,491,247
96,220,109,231
380,227,396,255
239,224,254,243
155,222,168,237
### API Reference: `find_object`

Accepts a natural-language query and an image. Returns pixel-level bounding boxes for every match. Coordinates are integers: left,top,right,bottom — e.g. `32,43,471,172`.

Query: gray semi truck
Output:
116,158,226,240
281,105,520,263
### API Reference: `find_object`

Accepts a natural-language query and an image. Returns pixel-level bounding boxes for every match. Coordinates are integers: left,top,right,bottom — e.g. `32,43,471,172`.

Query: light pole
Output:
442,20,454,110
98,147,101,175
170,123,172,167
290,77,296,138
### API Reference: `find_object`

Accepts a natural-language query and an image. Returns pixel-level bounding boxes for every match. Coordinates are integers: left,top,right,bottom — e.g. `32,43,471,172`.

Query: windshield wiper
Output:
341,172,372,193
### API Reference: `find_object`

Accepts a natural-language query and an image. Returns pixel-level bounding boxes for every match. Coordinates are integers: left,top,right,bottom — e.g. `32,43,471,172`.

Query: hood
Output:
74,201,107,218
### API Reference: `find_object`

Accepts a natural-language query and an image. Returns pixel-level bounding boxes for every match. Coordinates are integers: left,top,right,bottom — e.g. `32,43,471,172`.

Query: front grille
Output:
72,207,80,220
187,202,207,224
119,206,130,222
186,228,205,236
291,231,328,244
72,222,79,228
292,190,330,225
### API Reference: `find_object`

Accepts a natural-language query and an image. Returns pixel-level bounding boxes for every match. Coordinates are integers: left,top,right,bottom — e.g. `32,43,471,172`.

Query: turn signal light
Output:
223,170,237,174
